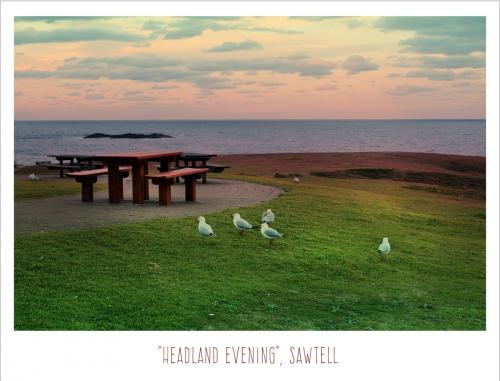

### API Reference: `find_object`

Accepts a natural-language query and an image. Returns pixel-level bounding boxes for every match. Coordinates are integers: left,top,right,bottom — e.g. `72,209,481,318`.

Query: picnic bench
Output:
206,163,231,173
46,154,103,178
174,153,230,183
67,166,131,202
146,168,209,205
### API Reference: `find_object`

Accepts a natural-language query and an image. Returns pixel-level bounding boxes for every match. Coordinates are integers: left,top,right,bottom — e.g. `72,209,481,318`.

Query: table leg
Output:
108,163,122,203
158,179,174,205
173,159,182,183
132,160,145,204
185,176,196,201
159,158,170,172
59,159,64,178
143,163,149,200
201,160,207,184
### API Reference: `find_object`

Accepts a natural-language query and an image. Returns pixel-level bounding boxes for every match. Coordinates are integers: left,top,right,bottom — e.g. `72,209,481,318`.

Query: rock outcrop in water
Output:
84,133,173,139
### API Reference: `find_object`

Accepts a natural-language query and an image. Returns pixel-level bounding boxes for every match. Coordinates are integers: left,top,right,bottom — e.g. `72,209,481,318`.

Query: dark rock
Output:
84,133,173,139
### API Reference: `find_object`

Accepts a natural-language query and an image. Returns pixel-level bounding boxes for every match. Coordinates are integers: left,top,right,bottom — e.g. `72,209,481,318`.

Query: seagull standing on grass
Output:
293,176,300,183
197,216,216,238
28,173,40,181
232,213,253,235
377,237,391,260
260,223,283,245
262,209,275,224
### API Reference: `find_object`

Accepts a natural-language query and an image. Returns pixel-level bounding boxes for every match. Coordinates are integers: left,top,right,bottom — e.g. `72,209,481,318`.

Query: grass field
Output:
15,178,106,200
14,173,485,330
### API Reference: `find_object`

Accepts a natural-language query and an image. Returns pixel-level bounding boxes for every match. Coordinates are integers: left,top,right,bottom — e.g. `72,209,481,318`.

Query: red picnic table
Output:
92,151,182,204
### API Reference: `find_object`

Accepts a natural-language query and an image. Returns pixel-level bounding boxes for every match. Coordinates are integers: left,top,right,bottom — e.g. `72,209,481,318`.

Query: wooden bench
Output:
47,164,84,178
206,163,230,173
146,168,209,205
67,166,131,202
46,163,104,178
168,163,230,183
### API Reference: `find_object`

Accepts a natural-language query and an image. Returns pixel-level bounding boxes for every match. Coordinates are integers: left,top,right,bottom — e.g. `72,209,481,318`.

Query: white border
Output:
2,2,499,381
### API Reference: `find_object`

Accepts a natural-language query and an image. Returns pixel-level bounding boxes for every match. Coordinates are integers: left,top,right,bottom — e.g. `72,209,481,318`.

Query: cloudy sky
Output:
14,16,485,120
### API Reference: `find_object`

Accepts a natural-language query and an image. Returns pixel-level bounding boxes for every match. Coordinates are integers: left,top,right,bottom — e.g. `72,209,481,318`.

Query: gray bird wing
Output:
199,223,214,236
262,213,273,223
264,226,282,238
378,242,390,253
236,218,252,229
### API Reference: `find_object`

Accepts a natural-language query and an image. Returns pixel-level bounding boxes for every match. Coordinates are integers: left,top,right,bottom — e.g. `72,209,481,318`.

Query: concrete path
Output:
15,179,281,234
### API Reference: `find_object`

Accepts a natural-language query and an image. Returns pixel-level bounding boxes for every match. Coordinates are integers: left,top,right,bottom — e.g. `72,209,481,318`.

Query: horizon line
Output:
14,118,486,122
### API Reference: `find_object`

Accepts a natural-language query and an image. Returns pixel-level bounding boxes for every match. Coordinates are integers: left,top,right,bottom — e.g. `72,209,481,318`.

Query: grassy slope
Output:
14,175,485,330
15,178,106,200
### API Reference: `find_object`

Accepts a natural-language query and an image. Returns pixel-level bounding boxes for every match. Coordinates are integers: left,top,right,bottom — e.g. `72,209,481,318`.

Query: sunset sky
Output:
14,16,486,120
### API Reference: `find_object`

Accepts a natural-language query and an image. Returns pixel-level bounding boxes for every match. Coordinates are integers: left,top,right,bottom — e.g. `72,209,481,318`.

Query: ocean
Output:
14,119,485,165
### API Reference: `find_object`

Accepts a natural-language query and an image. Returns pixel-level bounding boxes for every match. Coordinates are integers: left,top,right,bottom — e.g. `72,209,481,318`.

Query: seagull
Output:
262,209,275,224
293,176,300,183
197,216,216,238
28,173,40,181
260,223,283,245
377,237,391,260
232,213,253,235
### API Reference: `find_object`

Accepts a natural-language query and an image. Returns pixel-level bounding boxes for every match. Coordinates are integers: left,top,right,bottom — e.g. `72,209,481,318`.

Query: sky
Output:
14,16,486,120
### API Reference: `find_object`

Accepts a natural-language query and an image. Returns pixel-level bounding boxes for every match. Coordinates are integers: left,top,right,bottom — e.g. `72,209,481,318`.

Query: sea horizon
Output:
14,118,486,122
15,119,486,165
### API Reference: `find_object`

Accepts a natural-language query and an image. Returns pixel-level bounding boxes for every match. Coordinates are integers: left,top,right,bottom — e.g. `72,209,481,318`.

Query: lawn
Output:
15,178,106,200
14,175,486,330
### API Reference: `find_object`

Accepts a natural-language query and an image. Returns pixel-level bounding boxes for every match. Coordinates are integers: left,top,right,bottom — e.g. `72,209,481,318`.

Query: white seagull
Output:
197,216,216,238
28,173,40,181
260,223,283,244
261,209,275,224
377,237,391,260
232,213,253,235
293,176,300,183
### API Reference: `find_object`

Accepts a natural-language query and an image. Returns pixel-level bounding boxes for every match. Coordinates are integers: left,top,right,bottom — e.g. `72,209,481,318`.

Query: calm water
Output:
14,119,485,165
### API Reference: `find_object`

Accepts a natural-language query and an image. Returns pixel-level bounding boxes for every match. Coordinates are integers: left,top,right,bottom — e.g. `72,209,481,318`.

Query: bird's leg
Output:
239,230,244,236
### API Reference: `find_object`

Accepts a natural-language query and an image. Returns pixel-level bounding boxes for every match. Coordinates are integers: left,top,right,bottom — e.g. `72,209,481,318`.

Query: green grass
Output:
15,178,106,200
14,176,485,330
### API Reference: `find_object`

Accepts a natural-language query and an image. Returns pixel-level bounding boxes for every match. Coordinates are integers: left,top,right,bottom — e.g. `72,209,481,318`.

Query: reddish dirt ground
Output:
16,152,485,179
216,152,485,178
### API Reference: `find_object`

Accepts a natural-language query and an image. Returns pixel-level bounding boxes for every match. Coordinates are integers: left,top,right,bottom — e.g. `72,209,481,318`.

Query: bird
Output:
293,176,300,183
232,213,253,235
261,209,275,224
377,237,391,260
28,173,40,181
260,223,283,245
197,216,216,238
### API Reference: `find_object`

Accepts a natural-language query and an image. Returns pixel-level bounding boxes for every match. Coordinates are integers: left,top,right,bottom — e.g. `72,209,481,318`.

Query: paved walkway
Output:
15,179,281,233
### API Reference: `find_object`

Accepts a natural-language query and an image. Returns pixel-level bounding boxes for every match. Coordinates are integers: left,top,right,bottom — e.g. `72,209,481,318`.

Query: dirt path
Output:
15,179,281,234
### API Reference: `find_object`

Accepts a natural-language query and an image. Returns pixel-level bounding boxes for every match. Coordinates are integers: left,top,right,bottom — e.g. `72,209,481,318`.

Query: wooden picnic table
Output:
47,154,101,178
92,151,182,204
175,153,217,184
